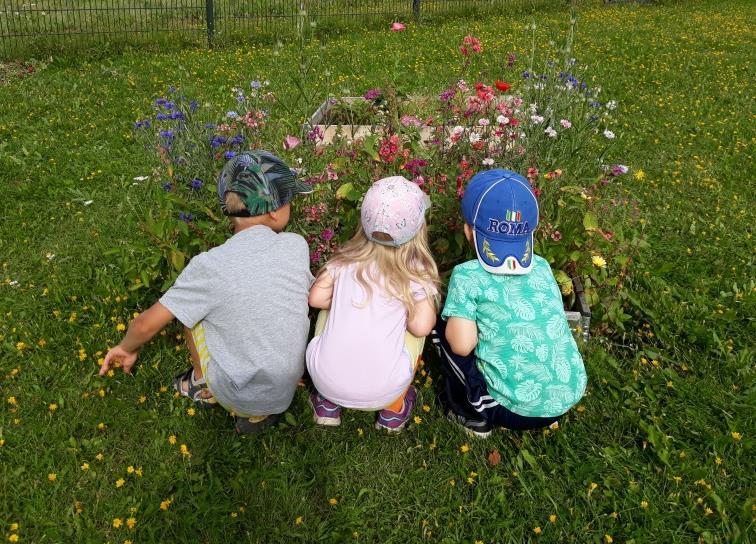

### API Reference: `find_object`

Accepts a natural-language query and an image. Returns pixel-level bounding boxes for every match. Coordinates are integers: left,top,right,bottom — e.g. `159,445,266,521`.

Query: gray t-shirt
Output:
160,225,314,416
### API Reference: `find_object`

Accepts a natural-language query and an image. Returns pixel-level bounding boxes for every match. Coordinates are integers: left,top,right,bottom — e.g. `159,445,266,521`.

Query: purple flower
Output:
210,135,227,148
164,101,175,110
403,158,428,176
250,80,262,89
155,98,167,106
307,126,324,141
363,88,381,101
168,85,177,93
230,134,245,146
224,151,237,159
521,71,531,79
321,229,334,241
610,164,629,176
400,115,422,127
190,178,203,190
168,111,185,120
162,183,174,191
156,113,169,121
178,212,194,222
159,130,174,140
189,100,199,112
439,88,456,102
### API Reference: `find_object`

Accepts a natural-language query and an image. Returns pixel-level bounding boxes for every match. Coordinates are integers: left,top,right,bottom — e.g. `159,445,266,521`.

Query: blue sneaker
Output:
309,391,342,426
375,386,417,432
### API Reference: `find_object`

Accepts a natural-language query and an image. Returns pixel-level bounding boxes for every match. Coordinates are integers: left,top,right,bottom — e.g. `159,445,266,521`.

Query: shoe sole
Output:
374,421,406,433
447,412,493,439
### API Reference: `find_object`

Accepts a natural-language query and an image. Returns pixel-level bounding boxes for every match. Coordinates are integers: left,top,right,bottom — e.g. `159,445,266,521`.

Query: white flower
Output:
560,119,572,129
603,129,615,139
544,126,558,138
46,252,55,260
531,115,544,125
83,200,94,206
497,115,510,125
478,118,490,126
226,111,239,119
482,158,494,166
133,175,149,182
606,100,617,110
469,132,482,144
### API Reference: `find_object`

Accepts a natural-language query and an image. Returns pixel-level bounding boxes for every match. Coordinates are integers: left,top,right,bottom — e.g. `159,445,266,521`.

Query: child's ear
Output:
463,223,474,243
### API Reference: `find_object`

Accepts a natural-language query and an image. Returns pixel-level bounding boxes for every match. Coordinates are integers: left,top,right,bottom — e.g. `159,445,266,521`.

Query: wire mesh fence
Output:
0,0,532,59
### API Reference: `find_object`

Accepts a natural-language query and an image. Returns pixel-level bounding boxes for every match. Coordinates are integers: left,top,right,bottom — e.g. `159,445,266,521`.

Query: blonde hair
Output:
322,222,440,319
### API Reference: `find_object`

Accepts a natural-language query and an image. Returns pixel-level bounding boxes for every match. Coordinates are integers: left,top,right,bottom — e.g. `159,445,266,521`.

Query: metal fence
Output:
0,0,526,59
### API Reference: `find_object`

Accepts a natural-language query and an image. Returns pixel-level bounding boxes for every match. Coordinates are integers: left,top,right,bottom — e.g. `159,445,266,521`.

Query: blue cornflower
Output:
227,111,239,119
155,98,167,106
190,100,199,112
159,130,175,139
210,135,227,149
178,212,194,222
589,101,602,108
163,182,174,191
522,71,531,79
236,94,245,103
190,178,203,190
169,111,185,120
168,85,177,93
224,151,237,159
164,101,175,110
156,113,168,121
230,134,245,146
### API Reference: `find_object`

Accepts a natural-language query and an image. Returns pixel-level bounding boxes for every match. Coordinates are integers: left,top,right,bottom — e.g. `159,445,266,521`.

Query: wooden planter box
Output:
304,97,434,146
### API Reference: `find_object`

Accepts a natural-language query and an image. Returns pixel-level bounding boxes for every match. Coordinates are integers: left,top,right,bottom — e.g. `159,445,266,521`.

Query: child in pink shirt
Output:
306,176,440,432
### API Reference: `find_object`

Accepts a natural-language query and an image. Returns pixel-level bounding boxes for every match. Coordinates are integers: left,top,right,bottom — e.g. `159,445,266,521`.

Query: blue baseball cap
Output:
461,169,539,275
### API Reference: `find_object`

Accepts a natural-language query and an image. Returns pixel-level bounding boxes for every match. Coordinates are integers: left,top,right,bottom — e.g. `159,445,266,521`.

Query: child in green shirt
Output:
432,169,587,437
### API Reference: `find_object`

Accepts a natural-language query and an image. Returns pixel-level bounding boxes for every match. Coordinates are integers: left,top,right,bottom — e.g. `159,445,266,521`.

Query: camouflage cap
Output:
217,150,312,217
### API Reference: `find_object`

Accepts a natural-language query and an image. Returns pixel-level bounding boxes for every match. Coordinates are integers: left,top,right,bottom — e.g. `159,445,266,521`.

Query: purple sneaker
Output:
375,386,417,432
309,391,342,426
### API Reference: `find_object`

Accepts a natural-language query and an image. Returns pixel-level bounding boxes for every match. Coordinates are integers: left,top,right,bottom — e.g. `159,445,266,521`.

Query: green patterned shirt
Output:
442,256,587,417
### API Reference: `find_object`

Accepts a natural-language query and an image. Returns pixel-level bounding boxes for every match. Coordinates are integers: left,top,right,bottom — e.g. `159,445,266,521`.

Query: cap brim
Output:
473,229,534,275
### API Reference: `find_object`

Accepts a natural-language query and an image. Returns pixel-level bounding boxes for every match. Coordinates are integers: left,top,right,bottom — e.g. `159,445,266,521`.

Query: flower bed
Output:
123,32,644,336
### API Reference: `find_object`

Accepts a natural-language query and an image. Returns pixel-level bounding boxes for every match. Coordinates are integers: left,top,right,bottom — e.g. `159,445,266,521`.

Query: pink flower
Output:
560,119,572,129
551,231,562,241
283,135,300,150
391,22,405,32
321,229,334,241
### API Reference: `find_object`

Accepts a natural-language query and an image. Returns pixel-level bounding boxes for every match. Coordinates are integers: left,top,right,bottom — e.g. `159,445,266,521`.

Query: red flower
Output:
495,80,511,93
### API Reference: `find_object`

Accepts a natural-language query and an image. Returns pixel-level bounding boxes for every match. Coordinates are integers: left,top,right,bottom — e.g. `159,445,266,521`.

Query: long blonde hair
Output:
322,222,440,319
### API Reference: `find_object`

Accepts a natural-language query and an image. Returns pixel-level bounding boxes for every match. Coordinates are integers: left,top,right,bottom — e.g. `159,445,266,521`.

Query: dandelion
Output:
81,463,89,471
48,403,58,412
533,527,542,535
422,404,430,413
116,323,126,331
112,518,123,528
588,482,598,496
328,498,338,506
16,342,26,351
8,535,18,543
179,444,191,458
126,517,136,529
634,169,646,180
48,473,57,481
731,431,742,441
168,435,177,445
604,536,613,544
115,478,125,488
414,416,422,424
549,514,557,523
592,255,607,268
127,466,135,474
460,444,470,454
295,516,303,525
7,397,16,405
160,499,172,511
95,453,104,461
187,408,196,416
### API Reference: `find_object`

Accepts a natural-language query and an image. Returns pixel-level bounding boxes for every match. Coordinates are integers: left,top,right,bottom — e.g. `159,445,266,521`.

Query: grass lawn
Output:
0,0,754,542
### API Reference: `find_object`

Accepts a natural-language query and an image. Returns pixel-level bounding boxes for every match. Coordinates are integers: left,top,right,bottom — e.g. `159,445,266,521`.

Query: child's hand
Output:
99,345,139,376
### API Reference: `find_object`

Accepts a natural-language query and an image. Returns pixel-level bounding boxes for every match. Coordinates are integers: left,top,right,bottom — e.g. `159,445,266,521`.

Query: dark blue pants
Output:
431,317,561,431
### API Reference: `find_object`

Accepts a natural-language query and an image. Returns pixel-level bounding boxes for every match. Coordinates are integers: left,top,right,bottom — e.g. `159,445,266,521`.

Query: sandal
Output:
173,367,217,408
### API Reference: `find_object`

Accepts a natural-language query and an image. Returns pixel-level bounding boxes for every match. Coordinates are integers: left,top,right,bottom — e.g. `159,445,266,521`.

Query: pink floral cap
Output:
361,176,430,247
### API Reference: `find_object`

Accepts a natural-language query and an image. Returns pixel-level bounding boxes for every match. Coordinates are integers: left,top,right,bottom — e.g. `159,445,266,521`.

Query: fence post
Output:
413,0,421,20
206,0,215,49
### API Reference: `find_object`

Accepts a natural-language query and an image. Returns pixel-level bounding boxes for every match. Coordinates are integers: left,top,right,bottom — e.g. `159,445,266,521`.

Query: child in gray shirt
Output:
100,150,313,433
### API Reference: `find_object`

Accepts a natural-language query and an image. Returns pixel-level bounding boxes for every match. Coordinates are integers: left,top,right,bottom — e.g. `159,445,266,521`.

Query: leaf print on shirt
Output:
535,344,549,362
511,334,535,353
511,299,536,321
546,315,566,340
483,287,500,301
552,355,571,383
510,353,528,371
506,322,544,341
515,379,543,402
521,362,552,382
478,316,500,341
526,271,549,291
479,302,512,322
543,398,565,415
545,384,574,404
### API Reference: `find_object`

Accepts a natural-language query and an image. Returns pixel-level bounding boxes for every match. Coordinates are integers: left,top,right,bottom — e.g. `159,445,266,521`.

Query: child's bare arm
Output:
407,298,436,337
308,272,335,309
99,302,175,375
445,317,478,356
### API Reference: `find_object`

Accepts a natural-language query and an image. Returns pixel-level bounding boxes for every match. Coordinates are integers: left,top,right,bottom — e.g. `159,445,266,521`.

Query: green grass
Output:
0,0,754,542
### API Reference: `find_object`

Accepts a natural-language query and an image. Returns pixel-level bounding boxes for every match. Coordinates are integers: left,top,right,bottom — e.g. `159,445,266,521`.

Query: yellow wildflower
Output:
422,404,430,412
47,473,57,481
328,498,338,506
605,536,613,544
115,478,125,488
9,525,17,532
112,518,123,528
116,323,126,331
126,517,136,529
179,444,191,458
7,397,16,405
414,416,422,424
168,435,177,445
634,169,646,180
640,500,648,509
591,255,607,268
731,431,742,441
549,514,557,523
48,403,58,412
460,443,470,454
160,499,172,511
187,408,196,416
81,463,89,471
127,466,134,474
8,535,19,543
533,527,542,535
295,516,303,525
95,453,104,461
15,342,26,351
